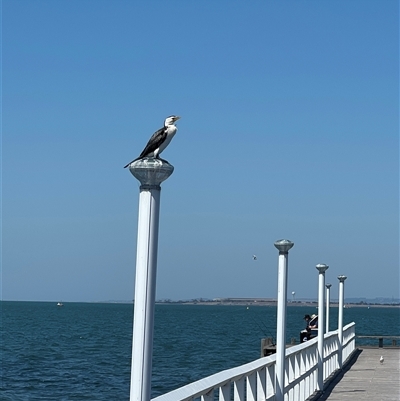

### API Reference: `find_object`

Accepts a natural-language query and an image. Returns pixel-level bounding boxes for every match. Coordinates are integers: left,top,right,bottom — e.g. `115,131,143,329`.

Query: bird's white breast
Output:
158,125,177,154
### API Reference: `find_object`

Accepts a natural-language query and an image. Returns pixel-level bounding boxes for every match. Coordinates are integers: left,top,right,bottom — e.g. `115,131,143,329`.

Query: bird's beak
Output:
174,116,181,121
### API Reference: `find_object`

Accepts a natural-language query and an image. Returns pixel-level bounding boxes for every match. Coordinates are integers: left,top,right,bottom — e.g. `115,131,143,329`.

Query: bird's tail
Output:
123,157,140,168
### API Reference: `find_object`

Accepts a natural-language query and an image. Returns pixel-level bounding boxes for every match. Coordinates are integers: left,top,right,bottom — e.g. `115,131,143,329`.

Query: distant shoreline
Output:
156,300,400,308
2,300,399,307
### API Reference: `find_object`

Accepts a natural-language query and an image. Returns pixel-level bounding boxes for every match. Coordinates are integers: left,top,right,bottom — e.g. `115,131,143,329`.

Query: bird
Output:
124,115,181,168
252,255,257,260
380,355,384,364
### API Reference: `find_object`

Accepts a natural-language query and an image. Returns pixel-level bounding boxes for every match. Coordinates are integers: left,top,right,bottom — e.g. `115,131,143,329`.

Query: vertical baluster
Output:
201,389,214,401
299,351,306,400
287,355,294,401
304,349,310,399
311,344,317,396
332,336,336,375
323,339,328,380
332,337,336,375
293,352,300,401
247,372,257,401
309,346,315,398
234,377,245,401
329,337,332,375
219,382,230,401
309,348,314,398
266,363,275,400
328,338,333,378
336,334,339,371
257,368,266,401
284,356,289,401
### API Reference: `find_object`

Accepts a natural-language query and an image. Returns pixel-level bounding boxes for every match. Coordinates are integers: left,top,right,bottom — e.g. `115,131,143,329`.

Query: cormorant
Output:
124,115,181,168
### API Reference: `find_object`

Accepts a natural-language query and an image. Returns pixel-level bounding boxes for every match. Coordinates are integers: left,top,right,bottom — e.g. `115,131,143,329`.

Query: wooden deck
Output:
315,348,400,400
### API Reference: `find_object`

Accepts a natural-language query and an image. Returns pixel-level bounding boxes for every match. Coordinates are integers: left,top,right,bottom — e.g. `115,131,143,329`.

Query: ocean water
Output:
1,301,399,400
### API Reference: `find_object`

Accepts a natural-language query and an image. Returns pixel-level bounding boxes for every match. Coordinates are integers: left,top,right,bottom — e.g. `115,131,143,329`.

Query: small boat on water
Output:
57,302,64,307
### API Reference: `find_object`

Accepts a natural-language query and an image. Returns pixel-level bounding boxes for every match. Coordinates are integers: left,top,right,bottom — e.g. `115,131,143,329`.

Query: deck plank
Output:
318,348,400,401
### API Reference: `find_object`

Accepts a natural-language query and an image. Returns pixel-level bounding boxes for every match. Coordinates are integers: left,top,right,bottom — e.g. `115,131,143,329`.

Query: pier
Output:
151,330,400,401
152,323,357,400
126,161,398,401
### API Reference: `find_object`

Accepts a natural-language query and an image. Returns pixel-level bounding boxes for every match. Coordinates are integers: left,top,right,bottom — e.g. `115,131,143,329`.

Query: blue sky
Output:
2,1,398,302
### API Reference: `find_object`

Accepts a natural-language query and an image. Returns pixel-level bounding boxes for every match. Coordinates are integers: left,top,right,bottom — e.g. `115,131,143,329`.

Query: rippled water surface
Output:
2,301,399,400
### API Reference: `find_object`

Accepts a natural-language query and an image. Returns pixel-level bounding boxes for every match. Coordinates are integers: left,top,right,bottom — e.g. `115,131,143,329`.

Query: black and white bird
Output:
124,115,181,168
380,355,384,364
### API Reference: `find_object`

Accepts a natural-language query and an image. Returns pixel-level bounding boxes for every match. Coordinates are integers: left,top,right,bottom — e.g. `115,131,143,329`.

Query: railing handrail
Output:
152,353,277,401
152,322,356,401
357,335,400,339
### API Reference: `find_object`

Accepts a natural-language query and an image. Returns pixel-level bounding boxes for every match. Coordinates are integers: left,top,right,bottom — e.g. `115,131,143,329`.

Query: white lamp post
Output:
316,264,329,392
128,158,174,401
274,239,294,401
325,284,332,333
337,275,347,369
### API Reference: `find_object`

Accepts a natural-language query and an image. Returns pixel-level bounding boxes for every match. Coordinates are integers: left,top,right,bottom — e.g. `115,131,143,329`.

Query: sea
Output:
1,301,399,401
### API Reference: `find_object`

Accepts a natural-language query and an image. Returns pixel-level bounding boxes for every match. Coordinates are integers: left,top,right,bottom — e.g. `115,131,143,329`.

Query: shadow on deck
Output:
309,348,400,401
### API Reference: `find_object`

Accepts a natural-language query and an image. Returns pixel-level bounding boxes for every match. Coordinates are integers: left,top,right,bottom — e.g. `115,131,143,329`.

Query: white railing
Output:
152,322,356,401
341,322,356,365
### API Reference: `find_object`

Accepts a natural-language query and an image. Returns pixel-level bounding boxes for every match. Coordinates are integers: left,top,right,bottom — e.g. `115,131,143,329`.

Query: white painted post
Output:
325,284,332,334
337,275,347,369
274,239,294,401
316,264,329,392
128,159,174,401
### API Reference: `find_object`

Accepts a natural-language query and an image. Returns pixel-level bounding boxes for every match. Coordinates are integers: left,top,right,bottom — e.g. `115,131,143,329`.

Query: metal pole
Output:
325,284,332,333
316,264,329,392
337,275,347,369
128,159,174,401
274,239,294,401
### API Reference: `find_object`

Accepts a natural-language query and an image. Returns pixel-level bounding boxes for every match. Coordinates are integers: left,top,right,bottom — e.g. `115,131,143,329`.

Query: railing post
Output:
128,159,174,401
316,264,329,392
274,239,294,401
325,284,332,333
337,275,347,369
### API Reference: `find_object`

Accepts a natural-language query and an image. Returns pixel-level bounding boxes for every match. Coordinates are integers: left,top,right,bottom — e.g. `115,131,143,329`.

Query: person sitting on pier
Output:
300,315,311,342
309,314,318,329
300,314,318,342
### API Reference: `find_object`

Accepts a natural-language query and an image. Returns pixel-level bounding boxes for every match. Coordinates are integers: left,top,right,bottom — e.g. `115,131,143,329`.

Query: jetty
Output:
150,331,400,401
126,161,398,401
